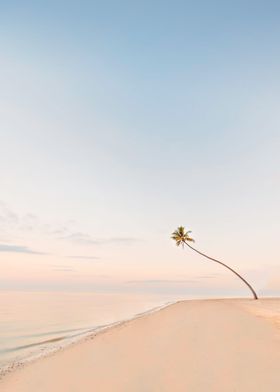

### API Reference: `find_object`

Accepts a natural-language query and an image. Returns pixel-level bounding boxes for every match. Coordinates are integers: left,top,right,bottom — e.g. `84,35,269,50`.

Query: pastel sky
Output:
1,1,279,296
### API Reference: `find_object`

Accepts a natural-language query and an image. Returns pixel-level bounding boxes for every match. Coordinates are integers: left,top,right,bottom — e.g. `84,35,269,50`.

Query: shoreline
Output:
0,299,178,380
2,298,280,391
1,296,248,379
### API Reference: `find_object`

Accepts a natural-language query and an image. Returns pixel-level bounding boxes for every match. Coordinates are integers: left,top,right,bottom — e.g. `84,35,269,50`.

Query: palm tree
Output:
171,226,258,300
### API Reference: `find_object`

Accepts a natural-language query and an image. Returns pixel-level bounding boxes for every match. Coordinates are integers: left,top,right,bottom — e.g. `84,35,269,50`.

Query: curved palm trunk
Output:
185,242,258,300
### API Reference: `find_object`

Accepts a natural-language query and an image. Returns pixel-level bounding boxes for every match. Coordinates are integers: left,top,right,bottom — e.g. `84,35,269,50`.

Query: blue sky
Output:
0,1,279,295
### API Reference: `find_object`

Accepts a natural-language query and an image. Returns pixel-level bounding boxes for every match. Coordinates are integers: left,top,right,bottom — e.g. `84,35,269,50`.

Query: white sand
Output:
1,298,280,391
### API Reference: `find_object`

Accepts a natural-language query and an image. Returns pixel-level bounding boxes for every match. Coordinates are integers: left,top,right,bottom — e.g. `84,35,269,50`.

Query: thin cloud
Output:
125,279,198,285
125,275,220,285
196,274,221,279
60,232,140,245
0,244,47,255
59,232,99,245
0,202,140,248
104,237,140,244
0,201,19,225
0,202,75,241
67,255,100,260
52,267,75,272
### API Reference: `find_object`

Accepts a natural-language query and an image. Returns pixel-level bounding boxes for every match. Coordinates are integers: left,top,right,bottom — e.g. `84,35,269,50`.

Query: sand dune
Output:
1,298,280,391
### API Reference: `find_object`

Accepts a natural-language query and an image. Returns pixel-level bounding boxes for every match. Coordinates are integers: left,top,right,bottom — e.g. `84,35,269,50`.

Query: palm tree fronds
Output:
171,226,195,247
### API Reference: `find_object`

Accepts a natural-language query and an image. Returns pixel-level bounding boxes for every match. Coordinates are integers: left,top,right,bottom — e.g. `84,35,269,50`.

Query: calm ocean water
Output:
0,291,183,372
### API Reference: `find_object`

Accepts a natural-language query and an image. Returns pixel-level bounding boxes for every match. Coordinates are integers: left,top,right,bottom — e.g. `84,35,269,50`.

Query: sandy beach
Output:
1,298,280,392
